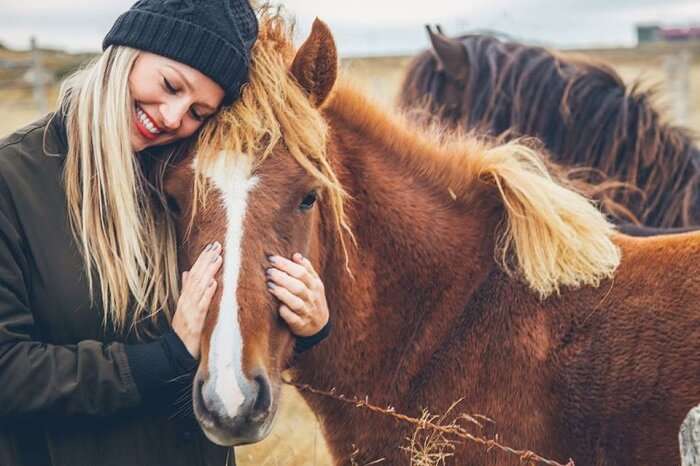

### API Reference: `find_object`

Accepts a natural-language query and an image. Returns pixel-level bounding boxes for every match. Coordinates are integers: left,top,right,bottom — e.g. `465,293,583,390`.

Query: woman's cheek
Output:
182,121,202,138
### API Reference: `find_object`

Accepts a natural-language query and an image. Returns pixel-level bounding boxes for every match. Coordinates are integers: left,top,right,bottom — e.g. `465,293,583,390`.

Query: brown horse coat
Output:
294,82,700,465
299,231,700,465
165,16,700,466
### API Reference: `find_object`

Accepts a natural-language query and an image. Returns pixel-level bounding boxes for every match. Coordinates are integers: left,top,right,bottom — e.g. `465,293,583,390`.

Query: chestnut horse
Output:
397,30,700,230
163,15,700,466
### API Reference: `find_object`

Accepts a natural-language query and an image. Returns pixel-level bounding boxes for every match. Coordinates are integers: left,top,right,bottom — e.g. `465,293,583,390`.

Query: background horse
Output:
163,14,700,466
398,30,700,230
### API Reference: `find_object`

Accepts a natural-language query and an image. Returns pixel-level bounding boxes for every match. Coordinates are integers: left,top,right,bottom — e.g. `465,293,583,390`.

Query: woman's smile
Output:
133,103,163,141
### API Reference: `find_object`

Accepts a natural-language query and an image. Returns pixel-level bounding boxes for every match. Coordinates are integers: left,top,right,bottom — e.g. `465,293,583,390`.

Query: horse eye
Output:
299,191,317,211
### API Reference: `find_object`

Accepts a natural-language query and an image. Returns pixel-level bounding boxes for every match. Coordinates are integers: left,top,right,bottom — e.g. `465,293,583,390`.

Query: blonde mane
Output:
196,12,620,297
327,84,620,297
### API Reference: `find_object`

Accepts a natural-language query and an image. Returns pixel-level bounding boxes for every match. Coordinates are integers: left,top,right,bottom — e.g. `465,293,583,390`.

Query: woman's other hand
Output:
266,253,329,337
172,242,222,358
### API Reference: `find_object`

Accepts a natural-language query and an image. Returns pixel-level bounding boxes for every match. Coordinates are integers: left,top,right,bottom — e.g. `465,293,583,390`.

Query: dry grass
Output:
235,384,333,465
287,381,574,466
401,406,458,466
0,86,57,138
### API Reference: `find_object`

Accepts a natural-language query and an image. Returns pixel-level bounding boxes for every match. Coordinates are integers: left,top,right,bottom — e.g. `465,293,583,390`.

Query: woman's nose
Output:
161,101,188,131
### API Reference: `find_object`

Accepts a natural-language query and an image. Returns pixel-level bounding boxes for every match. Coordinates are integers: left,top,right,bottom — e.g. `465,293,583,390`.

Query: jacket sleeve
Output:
0,204,141,417
294,319,331,353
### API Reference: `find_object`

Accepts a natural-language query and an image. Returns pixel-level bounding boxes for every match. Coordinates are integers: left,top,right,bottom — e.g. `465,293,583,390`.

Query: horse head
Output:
400,29,700,229
163,17,341,446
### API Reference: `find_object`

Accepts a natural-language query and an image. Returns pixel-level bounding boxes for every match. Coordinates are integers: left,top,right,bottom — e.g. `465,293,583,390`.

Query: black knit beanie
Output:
103,0,258,104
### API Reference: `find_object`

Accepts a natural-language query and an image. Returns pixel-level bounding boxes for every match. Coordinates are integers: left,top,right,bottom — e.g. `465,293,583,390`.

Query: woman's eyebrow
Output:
166,65,193,92
166,65,217,112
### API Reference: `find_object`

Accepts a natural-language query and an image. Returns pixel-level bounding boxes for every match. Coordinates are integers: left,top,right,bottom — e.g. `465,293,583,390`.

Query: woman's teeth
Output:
136,106,162,135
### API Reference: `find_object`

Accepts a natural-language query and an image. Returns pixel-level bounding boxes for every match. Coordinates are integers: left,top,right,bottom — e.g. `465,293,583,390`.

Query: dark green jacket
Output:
0,114,233,466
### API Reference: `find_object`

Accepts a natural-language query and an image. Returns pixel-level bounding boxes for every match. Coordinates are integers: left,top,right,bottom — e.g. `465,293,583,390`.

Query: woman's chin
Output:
131,132,158,152
131,137,146,153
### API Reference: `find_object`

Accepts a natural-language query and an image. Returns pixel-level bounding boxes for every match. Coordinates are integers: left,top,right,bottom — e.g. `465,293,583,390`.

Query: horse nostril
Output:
251,374,272,420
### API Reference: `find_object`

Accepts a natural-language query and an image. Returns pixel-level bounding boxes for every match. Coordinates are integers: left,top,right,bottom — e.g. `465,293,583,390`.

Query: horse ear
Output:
291,18,338,107
426,25,467,80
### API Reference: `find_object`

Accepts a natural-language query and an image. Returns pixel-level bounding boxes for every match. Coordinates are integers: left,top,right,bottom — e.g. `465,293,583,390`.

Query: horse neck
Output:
412,40,700,228
297,92,500,399
558,80,700,228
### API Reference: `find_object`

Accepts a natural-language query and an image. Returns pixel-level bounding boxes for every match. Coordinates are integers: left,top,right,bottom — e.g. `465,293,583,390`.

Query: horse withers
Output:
163,14,700,466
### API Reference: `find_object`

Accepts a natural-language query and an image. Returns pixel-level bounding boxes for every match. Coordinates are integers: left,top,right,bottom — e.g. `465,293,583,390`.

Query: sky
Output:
0,0,699,56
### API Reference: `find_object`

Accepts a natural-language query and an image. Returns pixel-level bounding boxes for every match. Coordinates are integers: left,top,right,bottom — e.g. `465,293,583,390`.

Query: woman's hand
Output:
172,242,223,359
266,253,329,337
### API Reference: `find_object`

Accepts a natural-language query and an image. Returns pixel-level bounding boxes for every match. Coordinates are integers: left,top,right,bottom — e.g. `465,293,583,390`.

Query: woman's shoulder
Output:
0,113,67,212
0,113,54,154
0,113,64,185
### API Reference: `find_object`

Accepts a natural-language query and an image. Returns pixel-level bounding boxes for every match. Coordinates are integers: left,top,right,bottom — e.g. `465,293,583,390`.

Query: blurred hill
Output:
1,40,698,138
0,46,94,83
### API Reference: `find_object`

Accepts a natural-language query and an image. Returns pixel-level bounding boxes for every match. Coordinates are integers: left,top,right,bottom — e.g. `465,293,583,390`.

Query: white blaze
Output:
201,151,259,418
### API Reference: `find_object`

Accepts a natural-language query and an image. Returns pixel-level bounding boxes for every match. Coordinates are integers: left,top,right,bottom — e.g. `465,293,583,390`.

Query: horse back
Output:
552,231,700,464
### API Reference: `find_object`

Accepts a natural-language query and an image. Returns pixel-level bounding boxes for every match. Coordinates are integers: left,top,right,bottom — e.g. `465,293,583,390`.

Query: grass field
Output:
0,43,698,465
235,384,333,465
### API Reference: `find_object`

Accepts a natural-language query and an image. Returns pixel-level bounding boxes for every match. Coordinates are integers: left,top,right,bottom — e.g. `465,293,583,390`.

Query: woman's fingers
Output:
172,243,223,358
294,253,323,293
198,278,218,306
204,254,223,282
185,242,222,294
266,268,309,300
269,254,315,290
267,282,307,315
190,242,220,279
293,253,319,279
267,253,330,338
279,305,305,330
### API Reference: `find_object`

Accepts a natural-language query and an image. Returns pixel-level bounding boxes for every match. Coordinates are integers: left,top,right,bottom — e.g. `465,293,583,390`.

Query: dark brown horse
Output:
398,30,700,230
163,15,700,466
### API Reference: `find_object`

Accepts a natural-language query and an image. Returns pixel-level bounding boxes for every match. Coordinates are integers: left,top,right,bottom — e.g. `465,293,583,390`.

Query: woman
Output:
0,1,330,465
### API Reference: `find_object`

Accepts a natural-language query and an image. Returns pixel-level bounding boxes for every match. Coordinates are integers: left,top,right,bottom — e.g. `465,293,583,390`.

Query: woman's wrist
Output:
161,330,198,373
294,319,332,353
171,319,200,359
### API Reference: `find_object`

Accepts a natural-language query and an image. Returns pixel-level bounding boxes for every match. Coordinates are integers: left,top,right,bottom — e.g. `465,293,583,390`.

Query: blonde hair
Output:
56,46,179,333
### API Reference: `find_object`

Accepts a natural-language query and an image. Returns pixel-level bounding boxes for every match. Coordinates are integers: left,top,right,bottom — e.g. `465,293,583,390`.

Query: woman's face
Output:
128,52,225,152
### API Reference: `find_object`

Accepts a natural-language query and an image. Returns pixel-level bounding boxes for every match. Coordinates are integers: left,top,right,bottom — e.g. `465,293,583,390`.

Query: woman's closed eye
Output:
163,77,178,94
190,108,205,121
162,77,206,121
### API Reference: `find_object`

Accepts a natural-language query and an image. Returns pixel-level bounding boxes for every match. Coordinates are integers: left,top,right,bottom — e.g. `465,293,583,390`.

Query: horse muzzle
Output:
192,367,276,446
